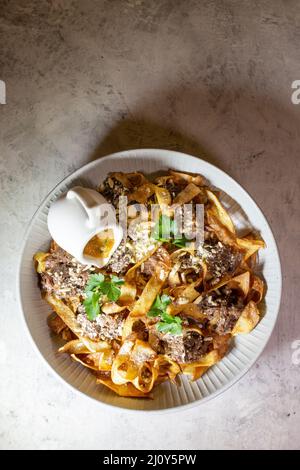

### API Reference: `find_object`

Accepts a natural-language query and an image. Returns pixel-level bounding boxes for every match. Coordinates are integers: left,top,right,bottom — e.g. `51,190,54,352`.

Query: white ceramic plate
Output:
18,149,282,413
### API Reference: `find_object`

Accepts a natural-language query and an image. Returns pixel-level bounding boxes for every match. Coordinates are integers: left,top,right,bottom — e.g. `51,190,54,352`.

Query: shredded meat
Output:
148,328,166,355
77,308,125,341
40,244,92,299
204,238,242,283
148,327,213,363
206,306,241,335
183,331,212,362
160,179,185,200
98,175,129,208
105,240,134,274
199,286,244,335
178,252,202,273
140,246,171,277
132,320,149,341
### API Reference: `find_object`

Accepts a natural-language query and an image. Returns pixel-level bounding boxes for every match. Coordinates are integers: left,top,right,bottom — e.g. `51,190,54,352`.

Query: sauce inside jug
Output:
83,228,115,261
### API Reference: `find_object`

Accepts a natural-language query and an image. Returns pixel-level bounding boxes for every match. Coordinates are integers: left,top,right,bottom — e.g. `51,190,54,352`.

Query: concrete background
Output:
0,0,299,449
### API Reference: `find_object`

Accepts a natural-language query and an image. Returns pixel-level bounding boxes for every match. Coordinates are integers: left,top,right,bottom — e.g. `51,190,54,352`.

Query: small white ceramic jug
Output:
47,186,123,267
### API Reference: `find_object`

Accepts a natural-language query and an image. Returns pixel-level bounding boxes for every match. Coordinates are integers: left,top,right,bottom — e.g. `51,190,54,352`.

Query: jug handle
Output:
67,186,110,227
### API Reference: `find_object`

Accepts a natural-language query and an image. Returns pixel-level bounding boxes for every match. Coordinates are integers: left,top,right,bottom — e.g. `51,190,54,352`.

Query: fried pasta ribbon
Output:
34,169,266,398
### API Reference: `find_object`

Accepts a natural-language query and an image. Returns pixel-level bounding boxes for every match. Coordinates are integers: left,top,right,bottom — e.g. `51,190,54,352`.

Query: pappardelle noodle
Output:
34,170,265,398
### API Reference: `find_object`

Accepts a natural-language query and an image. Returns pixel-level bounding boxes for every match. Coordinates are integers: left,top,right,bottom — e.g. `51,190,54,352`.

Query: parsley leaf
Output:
147,294,182,335
153,215,190,248
172,236,190,248
111,275,125,286
156,320,182,335
83,290,101,321
153,215,174,241
147,307,162,318
148,294,171,317
82,273,125,320
99,281,124,302
160,294,172,307
84,273,105,293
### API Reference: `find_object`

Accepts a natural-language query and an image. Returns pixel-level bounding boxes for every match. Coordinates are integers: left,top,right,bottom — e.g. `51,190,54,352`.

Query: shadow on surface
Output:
82,83,300,363
88,118,221,168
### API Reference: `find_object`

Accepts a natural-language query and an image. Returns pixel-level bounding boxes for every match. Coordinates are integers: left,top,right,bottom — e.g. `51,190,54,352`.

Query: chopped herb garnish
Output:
83,273,124,321
153,215,190,248
157,315,182,335
83,290,101,321
172,236,190,248
85,273,105,292
148,293,172,317
147,294,182,335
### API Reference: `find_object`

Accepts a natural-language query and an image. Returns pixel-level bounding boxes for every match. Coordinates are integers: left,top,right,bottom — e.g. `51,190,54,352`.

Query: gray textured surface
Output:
0,0,299,450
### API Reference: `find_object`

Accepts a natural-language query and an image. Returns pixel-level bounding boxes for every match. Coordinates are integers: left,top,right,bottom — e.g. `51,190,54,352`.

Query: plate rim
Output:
17,148,282,413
